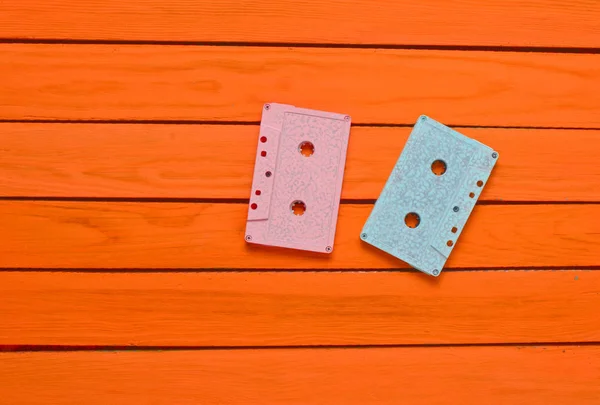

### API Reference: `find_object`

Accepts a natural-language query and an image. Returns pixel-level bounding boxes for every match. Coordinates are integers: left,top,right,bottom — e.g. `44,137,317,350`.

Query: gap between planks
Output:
3,341,600,352
3,120,600,130
2,39,600,54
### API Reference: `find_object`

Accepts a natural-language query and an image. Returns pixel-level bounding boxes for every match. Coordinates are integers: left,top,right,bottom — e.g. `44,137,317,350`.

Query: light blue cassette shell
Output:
360,115,499,277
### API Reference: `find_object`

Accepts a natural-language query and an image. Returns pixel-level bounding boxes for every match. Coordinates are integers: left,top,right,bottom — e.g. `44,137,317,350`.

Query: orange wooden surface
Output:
1,124,599,202
1,271,598,346
1,0,599,402
1,1,599,48
1,202,599,269
2,347,600,405
2,45,600,127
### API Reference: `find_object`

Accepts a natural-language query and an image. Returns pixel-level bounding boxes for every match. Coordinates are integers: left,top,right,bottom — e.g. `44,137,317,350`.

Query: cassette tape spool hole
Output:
404,212,421,228
431,159,447,176
291,200,306,216
299,141,315,157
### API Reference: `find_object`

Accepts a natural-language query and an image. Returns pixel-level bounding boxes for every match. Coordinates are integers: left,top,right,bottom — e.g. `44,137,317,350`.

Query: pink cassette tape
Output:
245,103,351,253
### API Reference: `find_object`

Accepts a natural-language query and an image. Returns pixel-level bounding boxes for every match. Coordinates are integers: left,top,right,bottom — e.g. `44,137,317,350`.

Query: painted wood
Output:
2,45,599,127
1,1,599,402
1,124,598,202
1,0,599,48
1,347,599,404
0,270,598,346
0,202,598,269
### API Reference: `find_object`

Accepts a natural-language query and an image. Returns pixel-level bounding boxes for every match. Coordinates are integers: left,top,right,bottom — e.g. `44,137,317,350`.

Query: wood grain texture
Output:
1,271,598,346
2,45,599,127
1,123,598,202
1,0,599,48
2,347,600,405
0,202,599,269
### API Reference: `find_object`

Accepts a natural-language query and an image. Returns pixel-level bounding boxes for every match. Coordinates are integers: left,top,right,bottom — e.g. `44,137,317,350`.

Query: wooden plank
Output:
1,1,599,48
2,45,599,127
1,271,598,346
1,347,599,404
0,202,598,269
1,123,598,202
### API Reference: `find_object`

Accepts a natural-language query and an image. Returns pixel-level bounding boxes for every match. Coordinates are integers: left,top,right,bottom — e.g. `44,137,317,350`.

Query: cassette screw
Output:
492,152,498,159
325,246,332,252
453,206,459,212
245,235,252,241
433,269,439,276
344,115,350,121
264,104,271,110
361,233,367,239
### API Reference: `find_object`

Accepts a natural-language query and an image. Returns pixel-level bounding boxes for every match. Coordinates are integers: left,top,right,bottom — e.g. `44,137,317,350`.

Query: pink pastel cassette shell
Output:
245,103,351,253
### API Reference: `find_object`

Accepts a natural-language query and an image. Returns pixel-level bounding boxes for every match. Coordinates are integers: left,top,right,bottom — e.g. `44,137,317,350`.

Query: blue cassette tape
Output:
360,116,499,276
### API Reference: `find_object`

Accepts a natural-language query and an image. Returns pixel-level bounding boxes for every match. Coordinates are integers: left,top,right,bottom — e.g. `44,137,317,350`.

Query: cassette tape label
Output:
246,104,351,253
360,116,498,276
